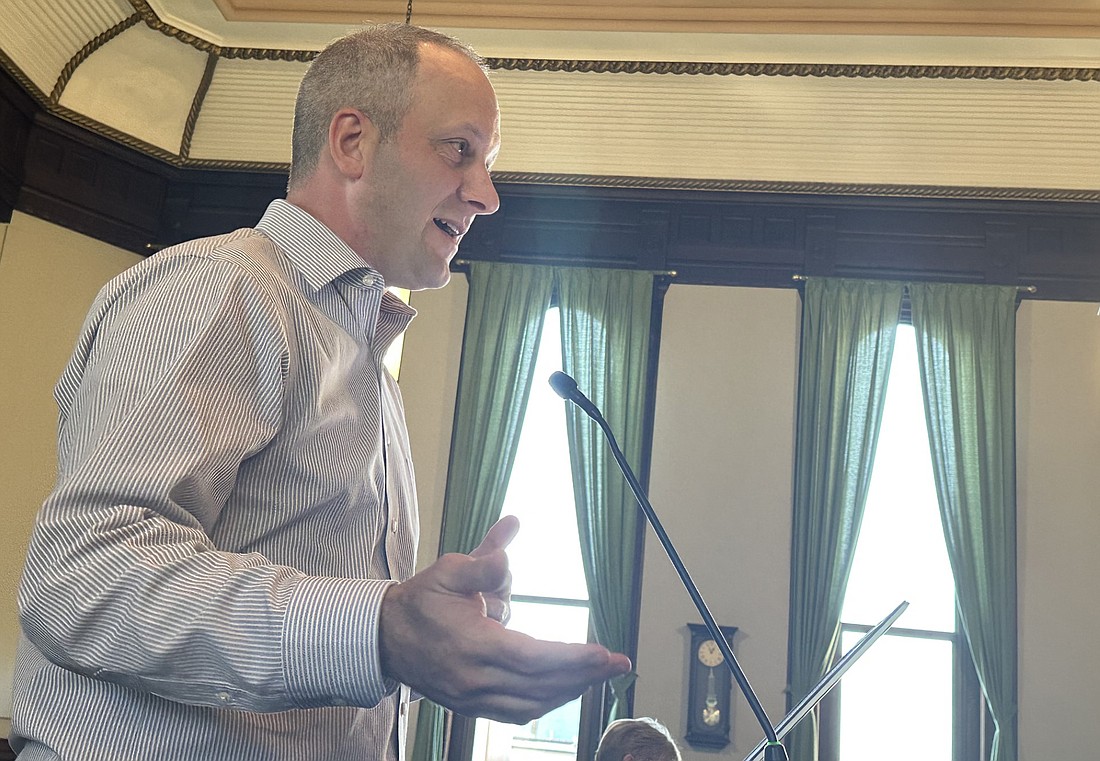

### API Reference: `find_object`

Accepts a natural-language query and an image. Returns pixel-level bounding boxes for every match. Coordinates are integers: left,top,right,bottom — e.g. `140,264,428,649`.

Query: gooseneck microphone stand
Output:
548,372,789,761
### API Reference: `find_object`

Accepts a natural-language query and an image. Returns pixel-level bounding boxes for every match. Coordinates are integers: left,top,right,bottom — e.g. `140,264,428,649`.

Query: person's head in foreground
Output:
595,717,683,761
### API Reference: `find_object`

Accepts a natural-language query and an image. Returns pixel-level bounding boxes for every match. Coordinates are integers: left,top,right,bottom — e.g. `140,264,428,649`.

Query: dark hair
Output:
288,23,485,189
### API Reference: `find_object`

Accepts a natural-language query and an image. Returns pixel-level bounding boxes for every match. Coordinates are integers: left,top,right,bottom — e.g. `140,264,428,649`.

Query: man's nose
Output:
462,166,501,215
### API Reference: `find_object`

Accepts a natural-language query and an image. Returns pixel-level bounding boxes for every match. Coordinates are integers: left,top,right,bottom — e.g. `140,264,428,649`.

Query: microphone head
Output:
548,371,579,400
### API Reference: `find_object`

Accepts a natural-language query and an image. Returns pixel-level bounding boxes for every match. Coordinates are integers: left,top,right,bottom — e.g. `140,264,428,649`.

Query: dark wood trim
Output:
19,111,173,253
0,58,35,223
456,183,1100,301
3,64,1100,301
0,737,14,761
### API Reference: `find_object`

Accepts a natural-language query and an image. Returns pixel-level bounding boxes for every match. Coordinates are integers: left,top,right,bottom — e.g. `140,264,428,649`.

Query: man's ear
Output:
328,108,378,180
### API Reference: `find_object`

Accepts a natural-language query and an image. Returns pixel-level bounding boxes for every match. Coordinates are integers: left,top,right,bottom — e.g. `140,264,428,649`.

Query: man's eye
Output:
450,140,470,157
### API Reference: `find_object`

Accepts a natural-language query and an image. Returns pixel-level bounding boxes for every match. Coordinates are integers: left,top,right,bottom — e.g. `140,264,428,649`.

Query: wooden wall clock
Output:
685,623,738,749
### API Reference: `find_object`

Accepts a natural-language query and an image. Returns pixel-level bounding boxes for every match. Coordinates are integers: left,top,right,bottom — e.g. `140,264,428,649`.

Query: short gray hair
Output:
595,717,682,761
288,23,486,189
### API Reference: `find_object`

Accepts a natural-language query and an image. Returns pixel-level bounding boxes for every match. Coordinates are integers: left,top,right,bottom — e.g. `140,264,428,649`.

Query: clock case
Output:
685,623,739,749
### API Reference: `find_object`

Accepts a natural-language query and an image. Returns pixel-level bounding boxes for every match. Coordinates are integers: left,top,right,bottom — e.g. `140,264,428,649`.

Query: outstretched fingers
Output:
379,550,631,725
420,628,632,724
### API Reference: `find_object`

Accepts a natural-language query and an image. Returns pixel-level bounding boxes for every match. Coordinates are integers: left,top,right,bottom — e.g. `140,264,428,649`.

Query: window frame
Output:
819,616,984,761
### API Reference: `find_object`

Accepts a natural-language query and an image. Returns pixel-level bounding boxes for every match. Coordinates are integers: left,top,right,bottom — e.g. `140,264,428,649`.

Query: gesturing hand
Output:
379,516,631,724
466,514,517,625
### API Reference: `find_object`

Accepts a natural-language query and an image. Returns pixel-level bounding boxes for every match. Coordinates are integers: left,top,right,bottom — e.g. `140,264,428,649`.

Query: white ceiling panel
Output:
0,0,132,94
60,23,209,154
186,56,306,163
491,70,1100,189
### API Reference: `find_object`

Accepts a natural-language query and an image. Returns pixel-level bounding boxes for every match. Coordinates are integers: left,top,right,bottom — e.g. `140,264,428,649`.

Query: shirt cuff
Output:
282,575,399,708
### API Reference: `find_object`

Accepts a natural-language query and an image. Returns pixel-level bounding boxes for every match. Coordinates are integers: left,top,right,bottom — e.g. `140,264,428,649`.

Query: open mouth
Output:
434,218,460,238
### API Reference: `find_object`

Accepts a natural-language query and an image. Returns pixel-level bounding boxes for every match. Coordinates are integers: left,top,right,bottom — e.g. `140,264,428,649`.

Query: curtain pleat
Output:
910,283,1018,761
411,261,554,761
412,263,657,758
557,267,655,721
785,277,903,761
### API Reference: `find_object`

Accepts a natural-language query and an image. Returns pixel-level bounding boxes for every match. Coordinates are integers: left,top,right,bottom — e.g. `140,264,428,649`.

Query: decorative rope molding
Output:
0,48,47,105
487,172,1100,203
485,58,1100,81
50,102,186,165
172,156,290,173
50,14,143,105
129,0,315,61
180,52,218,161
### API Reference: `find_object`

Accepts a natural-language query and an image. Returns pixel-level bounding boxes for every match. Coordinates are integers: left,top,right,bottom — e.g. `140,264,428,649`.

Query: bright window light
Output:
472,307,591,761
838,324,957,761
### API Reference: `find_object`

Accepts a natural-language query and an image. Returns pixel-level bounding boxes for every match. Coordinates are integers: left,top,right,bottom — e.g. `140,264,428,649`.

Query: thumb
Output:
470,515,520,558
437,547,510,597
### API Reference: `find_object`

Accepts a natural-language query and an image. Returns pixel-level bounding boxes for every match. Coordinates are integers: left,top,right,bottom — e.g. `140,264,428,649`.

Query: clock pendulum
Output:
697,637,725,726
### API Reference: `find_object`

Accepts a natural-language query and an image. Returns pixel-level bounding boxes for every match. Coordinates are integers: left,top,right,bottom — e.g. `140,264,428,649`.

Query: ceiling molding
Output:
211,0,1100,38
131,0,315,60
98,3,1100,81
72,2,1064,83
487,173,1100,203
486,58,1100,81
179,52,217,159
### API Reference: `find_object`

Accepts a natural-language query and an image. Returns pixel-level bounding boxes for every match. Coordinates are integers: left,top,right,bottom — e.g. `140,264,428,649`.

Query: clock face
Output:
696,638,725,667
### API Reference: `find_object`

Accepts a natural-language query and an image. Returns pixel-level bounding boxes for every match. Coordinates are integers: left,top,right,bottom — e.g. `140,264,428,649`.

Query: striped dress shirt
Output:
12,199,420,760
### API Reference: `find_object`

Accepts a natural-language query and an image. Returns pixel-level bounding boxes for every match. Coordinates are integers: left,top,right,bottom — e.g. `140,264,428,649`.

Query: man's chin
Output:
402,267,452,292
421,271,452,291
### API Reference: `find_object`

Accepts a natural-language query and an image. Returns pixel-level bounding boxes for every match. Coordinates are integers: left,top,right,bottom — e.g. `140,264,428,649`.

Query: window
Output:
470,307,593,761
831,324,980,761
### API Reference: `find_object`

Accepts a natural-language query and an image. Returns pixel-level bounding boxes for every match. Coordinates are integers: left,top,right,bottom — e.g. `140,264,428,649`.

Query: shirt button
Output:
391,517,399,533
217,691,231,704
361,274,375,287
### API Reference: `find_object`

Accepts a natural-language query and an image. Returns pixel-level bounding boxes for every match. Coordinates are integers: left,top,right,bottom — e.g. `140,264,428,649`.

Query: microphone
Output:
548,371,788,761
547,371,599,419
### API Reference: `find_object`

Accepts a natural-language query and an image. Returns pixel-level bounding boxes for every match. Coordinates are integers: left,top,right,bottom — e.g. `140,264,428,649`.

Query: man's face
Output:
356,44,501,290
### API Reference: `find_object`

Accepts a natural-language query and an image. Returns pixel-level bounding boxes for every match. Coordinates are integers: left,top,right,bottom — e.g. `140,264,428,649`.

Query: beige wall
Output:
637,285,800,760
2,215,1099,758
400,279,469,574
1016,300,1100,759
0,212,142,732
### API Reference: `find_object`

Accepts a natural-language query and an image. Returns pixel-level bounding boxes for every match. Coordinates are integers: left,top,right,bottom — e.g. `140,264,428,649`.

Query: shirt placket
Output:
334,272,392,576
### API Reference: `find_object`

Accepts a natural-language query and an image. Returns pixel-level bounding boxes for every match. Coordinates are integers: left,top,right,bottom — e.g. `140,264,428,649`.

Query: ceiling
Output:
2,0,1100,198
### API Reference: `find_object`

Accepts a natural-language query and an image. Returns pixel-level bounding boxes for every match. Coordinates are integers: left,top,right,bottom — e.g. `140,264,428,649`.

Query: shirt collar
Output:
255,199,374,293
255,199,417,344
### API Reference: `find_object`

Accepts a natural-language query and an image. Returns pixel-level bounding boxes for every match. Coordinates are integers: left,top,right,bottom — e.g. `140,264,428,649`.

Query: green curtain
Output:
557,267,655,721
411,261,554,761
785,277,904,761
909,283,1018,761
